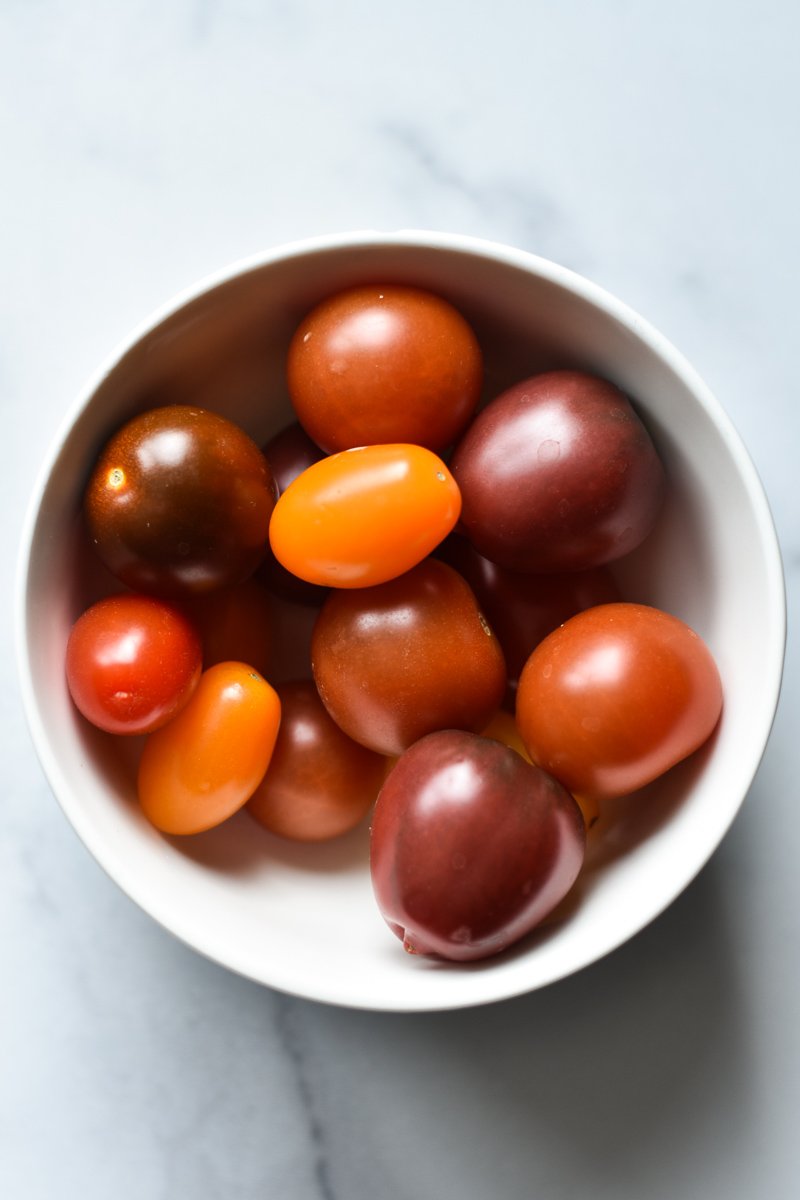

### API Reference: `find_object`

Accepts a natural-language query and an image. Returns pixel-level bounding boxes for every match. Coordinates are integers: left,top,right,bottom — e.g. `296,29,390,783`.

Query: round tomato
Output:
65,594,202,735
84,405,277,596
138,662,281,835
311,558,506,756
269,444,461,588
516,603,723,801
450,370,666,572
286,284,483,452
247,680,386,842
370,730,585,961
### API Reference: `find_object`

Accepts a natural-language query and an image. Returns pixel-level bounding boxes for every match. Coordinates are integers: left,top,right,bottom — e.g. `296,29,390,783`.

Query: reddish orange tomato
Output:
138,662,281,835
247,680,386,842
269,444,461,588
516,603,723,801
286,284,483,453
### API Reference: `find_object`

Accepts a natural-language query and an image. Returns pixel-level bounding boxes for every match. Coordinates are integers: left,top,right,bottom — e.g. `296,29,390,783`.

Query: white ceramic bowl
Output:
17,231,786,1011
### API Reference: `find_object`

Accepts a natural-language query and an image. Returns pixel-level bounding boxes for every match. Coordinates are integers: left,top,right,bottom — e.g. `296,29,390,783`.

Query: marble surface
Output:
3,2,799,1197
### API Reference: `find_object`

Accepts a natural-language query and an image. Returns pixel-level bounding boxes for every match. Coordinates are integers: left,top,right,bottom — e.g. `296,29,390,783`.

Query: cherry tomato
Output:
84,405,277,596
438,532,620,699
516,603,723,801
257,421,329,605
269,444,461,588
138,662,281,835
247,680,386,841
311,558,506,756
450,370,666,572
286,284,483,453
181,579,272,678
370,730,585,961
65,594,202,735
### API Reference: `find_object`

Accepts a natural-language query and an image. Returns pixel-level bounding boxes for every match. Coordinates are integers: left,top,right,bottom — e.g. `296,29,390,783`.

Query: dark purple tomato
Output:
247,680,386,842
311,558,506,757
438,533,621,699
450,370,666,573
370,730,586,962
84,405,277,596
286,284,483,453
257,421,329,606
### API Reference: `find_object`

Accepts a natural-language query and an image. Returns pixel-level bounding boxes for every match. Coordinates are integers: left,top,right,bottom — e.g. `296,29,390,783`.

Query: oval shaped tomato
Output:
516,603,723,801
286,284,483,453
269,444,461,588
84,405,277,596
311,558,506,756
137,662,281,835
65,593,202,735
370,730,585,961
247,680,386,841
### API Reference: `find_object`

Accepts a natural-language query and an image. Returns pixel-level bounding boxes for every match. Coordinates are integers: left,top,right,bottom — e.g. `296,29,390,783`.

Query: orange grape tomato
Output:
137,661,281,835
181,579,273,678
268,443,462,588
516,603,723,802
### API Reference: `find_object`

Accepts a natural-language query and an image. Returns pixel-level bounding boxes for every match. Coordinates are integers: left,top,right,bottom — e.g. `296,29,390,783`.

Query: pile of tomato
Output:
66,282,723,963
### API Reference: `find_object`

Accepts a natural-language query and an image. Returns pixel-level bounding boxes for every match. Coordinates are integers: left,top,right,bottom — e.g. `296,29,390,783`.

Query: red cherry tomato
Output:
65,594,202,735
516,603,723,801
269,444,461,588
138,662,281,835
247,680,386,841
286,284,483,453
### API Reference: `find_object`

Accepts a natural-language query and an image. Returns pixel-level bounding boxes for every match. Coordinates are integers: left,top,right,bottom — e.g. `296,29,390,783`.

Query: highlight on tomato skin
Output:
268,443,462,589
516,602,724,803
137,661,282,836
65,593,202,736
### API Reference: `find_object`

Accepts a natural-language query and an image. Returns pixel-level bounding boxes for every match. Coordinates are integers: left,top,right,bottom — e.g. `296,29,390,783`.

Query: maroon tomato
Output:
84,405,277,596
311,558,506,756
438,532,621,699
516,602,724,801
65,594,202,735
370,730,585,961
247,680,386,841
450,370,666,572
286,284,483,452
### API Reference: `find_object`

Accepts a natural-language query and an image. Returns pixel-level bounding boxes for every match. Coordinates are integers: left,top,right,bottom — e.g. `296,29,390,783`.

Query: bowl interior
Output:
19,233,785,1010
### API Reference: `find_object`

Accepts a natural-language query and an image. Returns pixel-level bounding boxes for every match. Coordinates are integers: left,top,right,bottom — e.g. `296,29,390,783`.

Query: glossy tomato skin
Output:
286,284,483,453
269,444,461,588
311,558,506,756
438,533,620,698
181,578,272,678
257,422,329,606
138,662,281,835
370,730,586,962
65,593,202,735
247,680,386,841
84,405,277,596
516,602,723,801
450,370,666,573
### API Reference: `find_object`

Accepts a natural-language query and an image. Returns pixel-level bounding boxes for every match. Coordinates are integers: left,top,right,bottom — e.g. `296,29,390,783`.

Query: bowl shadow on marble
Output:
356,854,754,1190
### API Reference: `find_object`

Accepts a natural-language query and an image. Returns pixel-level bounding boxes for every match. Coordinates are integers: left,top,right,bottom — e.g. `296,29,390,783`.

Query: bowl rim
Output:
15,229,787,1010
